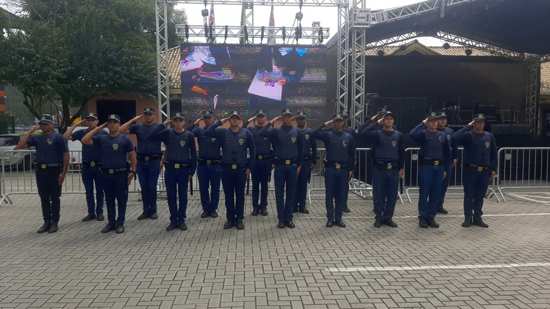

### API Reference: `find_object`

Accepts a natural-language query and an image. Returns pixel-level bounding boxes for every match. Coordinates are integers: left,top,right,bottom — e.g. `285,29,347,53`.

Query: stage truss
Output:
156,0,547,132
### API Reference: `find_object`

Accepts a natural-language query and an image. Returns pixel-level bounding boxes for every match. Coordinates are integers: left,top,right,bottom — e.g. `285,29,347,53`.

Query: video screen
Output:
180,44,329,123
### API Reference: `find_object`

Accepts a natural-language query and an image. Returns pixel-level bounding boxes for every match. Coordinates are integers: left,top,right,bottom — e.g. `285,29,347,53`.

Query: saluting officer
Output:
453,114,497,228
313,114,356,228
16,114,69,233
247,110,272,216
358,111,404,228
295,111,317,214
64,113,106,222
436,112,458,215
121,108,165,220
158,113,197,231
409,112,451,228
261,109,303,229
192,111,223,218
208,111,255,230
82,114,137,234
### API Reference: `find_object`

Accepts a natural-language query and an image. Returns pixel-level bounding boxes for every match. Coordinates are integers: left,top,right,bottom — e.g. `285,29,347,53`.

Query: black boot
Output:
251,208,259,216
374,219,383,228
462,216,473,228
82,214,96,222
224,221,234,229
473,217,489,228
48,223,59,233
438,208,449,215
385,220,398,228
419,218,429,228
300,208,310,214
37,223,49,234
166,223,178,231
428,218,440,228
260,208,268,216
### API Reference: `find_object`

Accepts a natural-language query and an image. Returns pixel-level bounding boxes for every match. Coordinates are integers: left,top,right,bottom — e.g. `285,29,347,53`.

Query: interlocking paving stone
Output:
1,190,550,308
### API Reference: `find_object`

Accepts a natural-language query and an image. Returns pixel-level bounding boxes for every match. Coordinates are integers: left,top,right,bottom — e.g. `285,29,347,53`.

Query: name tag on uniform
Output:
40,164,47,169
434,160,440,166
386,163,392,170
145,156,150,161
90,161,96,167
108,169,114,175
174,163,181,169
285,160,291,165
231,164,238,170
335,163,341,170
477,166,484,172
207,160,212,165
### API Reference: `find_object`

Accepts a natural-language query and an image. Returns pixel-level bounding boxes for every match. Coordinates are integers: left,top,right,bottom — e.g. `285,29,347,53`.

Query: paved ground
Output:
1,190,550,309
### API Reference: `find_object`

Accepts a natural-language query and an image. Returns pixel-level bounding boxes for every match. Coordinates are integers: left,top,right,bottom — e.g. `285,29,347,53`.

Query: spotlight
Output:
282,26,286,42
260,26,265,43
377,50,385,56
224,25,228,43
243,25,248,44
318,29,324,43
295,25,302,41
465,48,472,56
295,12,303,21
201,9,209,17
443,43,451,49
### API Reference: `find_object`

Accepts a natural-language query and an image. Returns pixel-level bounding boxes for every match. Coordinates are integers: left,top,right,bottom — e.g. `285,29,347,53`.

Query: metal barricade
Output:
496,147,550,203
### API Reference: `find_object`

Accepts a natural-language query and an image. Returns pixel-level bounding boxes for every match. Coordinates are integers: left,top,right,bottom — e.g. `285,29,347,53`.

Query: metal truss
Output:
166,0,346,6
175,25,329,43
526,60,541,135
364,31,421,50
348,0,367,128
368,0,473,25
434,31,524,60
240,0,254,44
335,2,349,120
155,0,170,120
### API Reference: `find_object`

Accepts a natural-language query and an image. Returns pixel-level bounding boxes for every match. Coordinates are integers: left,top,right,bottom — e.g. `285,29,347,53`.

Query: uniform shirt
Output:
129,123,165,155
313,128,356,171
248,126,273,157
453,127,497,171
207,122,255,169
260,124,303,164
409,123,451,162
93,134,134,169
191,125,223,160
72,128,106,163
439,126,458,163
299,128,318,162
27,132,68,164
359,123,404,169
157,129,197,169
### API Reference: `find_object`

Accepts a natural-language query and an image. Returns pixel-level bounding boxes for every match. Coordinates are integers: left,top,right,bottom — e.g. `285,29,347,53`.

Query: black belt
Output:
165,162,192,169
199,159,221,165
35,163,61,170
101,168,128,175
303,157,315,162
422,159,443,166
325,161,348,170
223,163,244,170
375,161,399,171
256,154,272,160
466,164,489,172
275,159,297,166
137,154,162,161
83,161,101,168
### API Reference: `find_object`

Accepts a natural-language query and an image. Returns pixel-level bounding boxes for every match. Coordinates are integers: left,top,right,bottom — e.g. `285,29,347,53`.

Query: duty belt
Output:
325,161,347,170
36,163,61,170
166,162,192,169
101,168,128,175
83,161,100,168
256,154,272,160
375,161,398,171
423,159,442,166
199,159,221,165
276,159,296,166
138,154,162,161
224,163,242,170
467,164,489,172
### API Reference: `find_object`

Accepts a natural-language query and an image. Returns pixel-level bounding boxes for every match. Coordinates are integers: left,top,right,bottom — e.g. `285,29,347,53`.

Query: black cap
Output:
296,111,307,119
107,114,121,123
38,114,55,125
256,110,266,117
333,114,345,121
172,113,185,120
281,108,293,116
382,111,395,119
84,113,98,120
436,112,447,119
229,111,241,119
143,107,155,115
427,112,439,120
473,113,486,121
202,111,213,119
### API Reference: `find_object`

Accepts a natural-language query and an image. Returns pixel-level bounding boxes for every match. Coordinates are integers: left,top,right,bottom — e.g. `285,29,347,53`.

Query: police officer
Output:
121,108,165,220
409,112,451,228
436,112,458,215
192,111,223,218
82,114,137,234
342,114,355,213
358,111,404,228
208,111,255,230
261,109,303,229
313,114,356,228
16,114,69,233
294,112,317,214
157,113,197,231
64,113,106,222
453,114,497,228
247,110,272,216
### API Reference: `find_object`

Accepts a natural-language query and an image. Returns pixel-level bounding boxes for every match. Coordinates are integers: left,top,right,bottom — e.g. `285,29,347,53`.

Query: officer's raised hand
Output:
399,168,405,178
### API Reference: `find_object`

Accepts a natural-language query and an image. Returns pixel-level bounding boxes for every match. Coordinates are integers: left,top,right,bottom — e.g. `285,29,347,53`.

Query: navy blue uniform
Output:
359,123,404,222
129,123,165,217
192,125,223,215
438,127,457,212
28,132,68,226
453,127,497,221
72,129,106,218
93,134,134,227
249,126,273,212
313,128,355,224
295,128,317,212
208,123,255,224
158,129,197,226
409,123,451,223
261,125,303,225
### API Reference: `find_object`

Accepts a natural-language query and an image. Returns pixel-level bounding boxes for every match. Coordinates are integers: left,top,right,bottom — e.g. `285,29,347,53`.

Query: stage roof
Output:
330,0,550,56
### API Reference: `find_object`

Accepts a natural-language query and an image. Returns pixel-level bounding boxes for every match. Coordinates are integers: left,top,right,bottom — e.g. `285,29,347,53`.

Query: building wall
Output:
85,93,158,123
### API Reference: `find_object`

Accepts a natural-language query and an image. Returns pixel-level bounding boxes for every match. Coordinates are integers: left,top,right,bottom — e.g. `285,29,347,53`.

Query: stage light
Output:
282,27,286,42
243,25,248,44
201,9,209,17
295,25,302,41
184,24,189,42
260,26,265,43
465,48,472,56
443,43,451,49
377,50,385,56
224,25,228,43
318,29,324,43
295,12,303,21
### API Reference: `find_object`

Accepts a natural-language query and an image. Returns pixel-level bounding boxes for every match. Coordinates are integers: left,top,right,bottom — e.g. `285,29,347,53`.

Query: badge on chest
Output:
238,138,245,145
112,143,119,151
179,139,186,147
290,136,297,144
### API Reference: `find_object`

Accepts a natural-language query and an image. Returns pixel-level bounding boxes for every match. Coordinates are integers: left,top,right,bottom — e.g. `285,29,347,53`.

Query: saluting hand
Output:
467,120,475,127
399,169,405,178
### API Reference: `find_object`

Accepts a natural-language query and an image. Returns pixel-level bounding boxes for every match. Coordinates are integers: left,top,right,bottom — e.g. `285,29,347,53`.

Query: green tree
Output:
0,0,157,129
